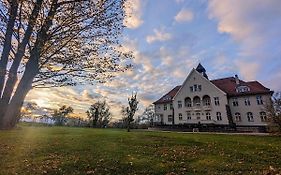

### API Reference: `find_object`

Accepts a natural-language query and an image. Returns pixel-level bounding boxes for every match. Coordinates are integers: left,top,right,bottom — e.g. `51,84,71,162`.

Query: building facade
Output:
153,64,273,131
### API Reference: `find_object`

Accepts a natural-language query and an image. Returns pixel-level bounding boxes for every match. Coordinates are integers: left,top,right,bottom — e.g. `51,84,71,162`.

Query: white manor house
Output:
153,64,273,131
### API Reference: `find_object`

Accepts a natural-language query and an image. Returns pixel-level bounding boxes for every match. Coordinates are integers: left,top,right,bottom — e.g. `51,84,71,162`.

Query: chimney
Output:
235,74,239,85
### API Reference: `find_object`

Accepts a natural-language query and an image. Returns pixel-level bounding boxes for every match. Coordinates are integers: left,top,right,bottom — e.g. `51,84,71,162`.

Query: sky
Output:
25,0,281,121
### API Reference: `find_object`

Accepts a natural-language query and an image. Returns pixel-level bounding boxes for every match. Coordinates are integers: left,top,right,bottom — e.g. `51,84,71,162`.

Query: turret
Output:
196,63,208,79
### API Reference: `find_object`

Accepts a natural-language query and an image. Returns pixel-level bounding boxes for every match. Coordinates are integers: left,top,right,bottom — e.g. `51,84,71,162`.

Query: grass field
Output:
0,125,281,175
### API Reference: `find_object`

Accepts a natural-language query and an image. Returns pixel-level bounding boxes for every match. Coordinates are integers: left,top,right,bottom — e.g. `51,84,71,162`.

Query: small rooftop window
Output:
163,95,171,101
236,85,250,93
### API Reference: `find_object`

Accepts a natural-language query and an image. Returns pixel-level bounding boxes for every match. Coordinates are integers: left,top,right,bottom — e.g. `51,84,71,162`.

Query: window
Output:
232,98,239,106
260,112,267,122
179,113,183,121
184,97,192,107
170,103,173,110
163,95,171,101
194,84,198,92
247,112,254,122
198,85,202,91
203,95,211,106
235,112,241,122
158,106,161,109
190,86,193,92
206,112,211,120
236,85,250,93
187,112,191,120
256,96,263,105
216,112,222,121
178,101,182,108
193,96,201,106
168,115,173,122
164,104,167,110
214,97,220,106
196,113,201,120
244,98,251,106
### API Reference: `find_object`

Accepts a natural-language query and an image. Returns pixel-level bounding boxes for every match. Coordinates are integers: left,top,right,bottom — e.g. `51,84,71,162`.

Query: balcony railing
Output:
203,105,212,111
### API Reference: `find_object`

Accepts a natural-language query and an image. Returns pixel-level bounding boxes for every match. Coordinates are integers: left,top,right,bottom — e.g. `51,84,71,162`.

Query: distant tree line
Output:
19,92,160,130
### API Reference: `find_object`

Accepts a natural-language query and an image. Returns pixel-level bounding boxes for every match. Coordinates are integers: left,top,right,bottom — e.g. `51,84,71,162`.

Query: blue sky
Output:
26,0,281,120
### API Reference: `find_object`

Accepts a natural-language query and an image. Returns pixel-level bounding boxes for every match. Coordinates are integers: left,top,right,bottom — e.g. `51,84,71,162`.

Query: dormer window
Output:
163,95,171,101
236,85,250,93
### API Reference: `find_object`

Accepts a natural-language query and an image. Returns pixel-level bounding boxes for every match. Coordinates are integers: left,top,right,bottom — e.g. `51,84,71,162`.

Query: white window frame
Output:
179,113,183,121
216,112,222,121
247,112,254,122
260,111,267,122
214,97,220,106
235,112,241,122
244,98,251,106
168,115,173,122
256,96,263,105
178,101,182,108
206,112,211,120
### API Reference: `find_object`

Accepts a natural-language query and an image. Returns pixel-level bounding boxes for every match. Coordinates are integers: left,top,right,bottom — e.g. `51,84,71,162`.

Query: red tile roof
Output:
153,77,272,104
153,85,181,104
211,77,272,97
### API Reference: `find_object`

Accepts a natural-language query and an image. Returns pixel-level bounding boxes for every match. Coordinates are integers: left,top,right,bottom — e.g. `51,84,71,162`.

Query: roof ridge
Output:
210,76,234,81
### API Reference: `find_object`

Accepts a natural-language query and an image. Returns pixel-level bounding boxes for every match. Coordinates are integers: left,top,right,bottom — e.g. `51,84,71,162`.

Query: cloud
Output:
234,60,260,80
124,0,144,29
208,0,281,82
175,0,185,4
146,28,172,44
174,9,194,23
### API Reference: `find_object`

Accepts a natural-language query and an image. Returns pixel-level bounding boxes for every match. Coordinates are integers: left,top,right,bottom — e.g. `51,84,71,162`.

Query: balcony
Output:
193,104,201,111
185,106,192,111
203,105,212,111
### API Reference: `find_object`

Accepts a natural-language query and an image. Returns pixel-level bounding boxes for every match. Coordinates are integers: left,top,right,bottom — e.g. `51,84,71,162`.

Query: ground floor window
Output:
179,113,183,121
247,112,254,122
168,115,173,122
260,111,267,122
216,112,222,121
235,112,241,122
206,112,211,120
196,113,200,120
187,112,191,120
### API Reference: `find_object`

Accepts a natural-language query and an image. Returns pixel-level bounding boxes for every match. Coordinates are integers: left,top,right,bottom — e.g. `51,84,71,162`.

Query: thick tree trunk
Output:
1,59,38,129
0,1,19,122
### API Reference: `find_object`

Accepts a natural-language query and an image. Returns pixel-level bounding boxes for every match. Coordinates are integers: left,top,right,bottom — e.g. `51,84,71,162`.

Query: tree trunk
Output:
127,121,130,132
1,60,38,129
0,0,44,107
0,1,19,122
0,0,19,97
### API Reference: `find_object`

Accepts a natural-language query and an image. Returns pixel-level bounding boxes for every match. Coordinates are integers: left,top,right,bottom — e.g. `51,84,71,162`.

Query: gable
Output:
173,69,226,100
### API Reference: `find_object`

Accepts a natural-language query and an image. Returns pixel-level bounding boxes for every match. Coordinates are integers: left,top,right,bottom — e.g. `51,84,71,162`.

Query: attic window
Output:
236,86,250,93
163,96,171,101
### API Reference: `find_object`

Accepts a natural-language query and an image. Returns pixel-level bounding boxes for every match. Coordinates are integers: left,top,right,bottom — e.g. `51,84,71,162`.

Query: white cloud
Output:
234,60,260,80
175,9,194,23
208,0,281,83
146,28,172,44
124,0,144,29
208,0,281,54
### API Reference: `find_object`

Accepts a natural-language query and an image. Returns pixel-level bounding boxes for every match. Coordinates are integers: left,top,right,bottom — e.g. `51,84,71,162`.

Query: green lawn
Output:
0,126,280,175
